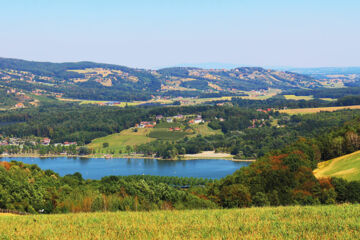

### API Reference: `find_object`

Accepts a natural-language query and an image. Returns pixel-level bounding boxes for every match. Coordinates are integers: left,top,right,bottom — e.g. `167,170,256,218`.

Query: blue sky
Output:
0,0,359,68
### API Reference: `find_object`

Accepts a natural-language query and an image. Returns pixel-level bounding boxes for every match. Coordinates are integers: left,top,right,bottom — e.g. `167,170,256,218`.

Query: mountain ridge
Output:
0,57,323,101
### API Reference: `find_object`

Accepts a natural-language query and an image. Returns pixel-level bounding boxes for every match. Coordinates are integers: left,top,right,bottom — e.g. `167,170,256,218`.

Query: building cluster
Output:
136,121,157,128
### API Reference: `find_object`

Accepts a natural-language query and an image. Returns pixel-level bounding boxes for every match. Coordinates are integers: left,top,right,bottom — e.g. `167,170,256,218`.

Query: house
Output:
174,114,184,119
188,119,195,124
41,138,51,145
166,118,173,123
64,141,77,146
15,102,25,108
139,121,157,128
174,127,181,131
194,118,204,124
156,115,163,120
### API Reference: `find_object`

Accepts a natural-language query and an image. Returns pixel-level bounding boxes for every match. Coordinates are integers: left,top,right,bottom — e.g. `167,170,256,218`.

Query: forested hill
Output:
0,57,321,101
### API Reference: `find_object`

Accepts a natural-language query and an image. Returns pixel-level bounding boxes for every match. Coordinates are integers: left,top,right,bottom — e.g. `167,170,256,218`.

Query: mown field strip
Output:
279,105,360,114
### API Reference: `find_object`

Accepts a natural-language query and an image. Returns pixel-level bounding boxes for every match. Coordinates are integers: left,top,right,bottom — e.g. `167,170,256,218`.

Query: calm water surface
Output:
1,157,251,179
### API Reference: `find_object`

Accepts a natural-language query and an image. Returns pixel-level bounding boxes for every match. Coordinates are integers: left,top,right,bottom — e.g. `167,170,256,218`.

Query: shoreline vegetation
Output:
0,151,256,162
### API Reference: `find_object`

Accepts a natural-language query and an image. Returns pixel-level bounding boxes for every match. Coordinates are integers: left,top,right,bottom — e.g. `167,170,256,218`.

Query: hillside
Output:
0,57,324,101
314,150,360,181
1,205,359,239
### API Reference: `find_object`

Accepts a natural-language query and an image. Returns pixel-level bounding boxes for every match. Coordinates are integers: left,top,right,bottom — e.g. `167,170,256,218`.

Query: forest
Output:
1,116,360,213
1,101,360,212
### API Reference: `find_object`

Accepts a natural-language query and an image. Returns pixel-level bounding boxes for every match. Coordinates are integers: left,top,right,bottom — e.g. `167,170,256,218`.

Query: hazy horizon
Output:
1,0,359,69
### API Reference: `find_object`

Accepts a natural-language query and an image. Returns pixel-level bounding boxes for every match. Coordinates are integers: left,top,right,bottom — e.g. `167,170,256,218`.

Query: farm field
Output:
314,150,360,181
87,128,155,153
74,96,235,107
87,123,222,154
0,205,359,239
283,94,314,100
279,105,360,114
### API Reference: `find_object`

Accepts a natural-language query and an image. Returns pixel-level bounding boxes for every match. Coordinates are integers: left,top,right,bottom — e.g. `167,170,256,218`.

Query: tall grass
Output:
0,204,359,239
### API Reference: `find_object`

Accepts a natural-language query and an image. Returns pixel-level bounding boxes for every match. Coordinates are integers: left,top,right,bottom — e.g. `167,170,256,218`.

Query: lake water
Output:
1,157,251,180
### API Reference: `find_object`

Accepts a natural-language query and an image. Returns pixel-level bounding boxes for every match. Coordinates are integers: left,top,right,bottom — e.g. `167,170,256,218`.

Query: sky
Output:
0,0,359,69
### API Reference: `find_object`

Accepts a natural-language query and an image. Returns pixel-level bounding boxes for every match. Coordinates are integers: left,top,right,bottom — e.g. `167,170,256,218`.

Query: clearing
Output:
87,128,155,153
279,105,360,115
314,150,360,181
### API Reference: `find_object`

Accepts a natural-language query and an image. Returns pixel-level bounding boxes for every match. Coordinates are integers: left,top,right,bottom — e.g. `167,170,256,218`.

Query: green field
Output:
314,150,360,181
0,205,359,239
148,128,189,140
279,105,360,115
88,123,221,153
283,94,314,100
87,128,155,153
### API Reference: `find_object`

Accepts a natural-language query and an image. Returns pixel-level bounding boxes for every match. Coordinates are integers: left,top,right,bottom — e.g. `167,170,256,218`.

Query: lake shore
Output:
0,152,255,162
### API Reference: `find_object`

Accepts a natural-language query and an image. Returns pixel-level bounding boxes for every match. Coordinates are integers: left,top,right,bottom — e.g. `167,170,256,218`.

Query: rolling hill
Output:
314,150,360,181
0,57,324,101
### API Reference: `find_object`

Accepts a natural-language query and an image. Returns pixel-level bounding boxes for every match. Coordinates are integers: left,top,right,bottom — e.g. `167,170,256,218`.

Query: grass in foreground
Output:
314,150,360,181
0,205,359,239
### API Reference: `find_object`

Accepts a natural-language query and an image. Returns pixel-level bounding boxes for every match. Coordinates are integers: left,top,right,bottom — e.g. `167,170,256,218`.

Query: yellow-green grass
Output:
241,88,282,100
279,105,360,115
314,150,360,181
87,128,155,153
283,95,314,100
148,128,189,141
190,123,223,136
0,205,359,239
88,123,221,153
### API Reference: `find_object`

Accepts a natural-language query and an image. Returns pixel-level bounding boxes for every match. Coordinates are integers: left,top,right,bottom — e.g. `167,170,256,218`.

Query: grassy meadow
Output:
87,128,155,153
314,150,360,181
87,123,221,154
279,105,360,115
283,94,314,100
0,205,359,239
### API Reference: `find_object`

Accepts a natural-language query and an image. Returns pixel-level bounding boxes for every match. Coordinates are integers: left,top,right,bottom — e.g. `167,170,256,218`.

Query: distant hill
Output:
0,57,323,101
279,67,360,75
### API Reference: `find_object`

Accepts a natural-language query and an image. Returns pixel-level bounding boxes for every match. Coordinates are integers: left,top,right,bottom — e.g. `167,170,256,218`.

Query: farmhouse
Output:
15,102,25,108
64,141,77,146
139,121,157,128
41,138,51,145
156,115,163,120
194,118,204,124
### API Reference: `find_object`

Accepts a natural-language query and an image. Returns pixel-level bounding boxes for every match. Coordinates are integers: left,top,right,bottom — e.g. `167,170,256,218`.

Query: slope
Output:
314,150,360,181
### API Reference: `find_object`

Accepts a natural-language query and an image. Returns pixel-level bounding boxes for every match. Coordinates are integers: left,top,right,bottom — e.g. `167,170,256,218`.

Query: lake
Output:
1,157,251,180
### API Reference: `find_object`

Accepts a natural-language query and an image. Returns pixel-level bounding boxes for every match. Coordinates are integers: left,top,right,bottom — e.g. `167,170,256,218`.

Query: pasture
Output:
0,205,359,239
283,94,314,100
314,150,360,181
87,128,155,153
279,105,360,115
